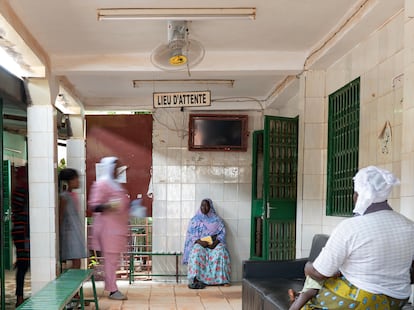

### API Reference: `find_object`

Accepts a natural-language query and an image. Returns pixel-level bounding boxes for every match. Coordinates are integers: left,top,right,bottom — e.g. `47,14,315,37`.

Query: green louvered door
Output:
3,160,12,270
250,116,298,260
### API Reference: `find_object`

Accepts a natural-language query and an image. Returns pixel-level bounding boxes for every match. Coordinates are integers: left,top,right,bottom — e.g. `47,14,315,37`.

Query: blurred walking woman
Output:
183,198,231,288
88,157,130,300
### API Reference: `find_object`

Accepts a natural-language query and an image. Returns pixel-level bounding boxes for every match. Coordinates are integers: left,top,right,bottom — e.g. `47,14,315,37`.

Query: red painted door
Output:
85,114,153,216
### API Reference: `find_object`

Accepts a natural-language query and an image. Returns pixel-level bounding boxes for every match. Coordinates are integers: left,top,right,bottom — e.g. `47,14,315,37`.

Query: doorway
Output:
85,114,153,215
250,115,299,260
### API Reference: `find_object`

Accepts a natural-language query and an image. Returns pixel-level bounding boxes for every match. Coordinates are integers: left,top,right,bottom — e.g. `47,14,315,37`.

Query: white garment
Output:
313,210,414,299
353,166,399,215
147,175,153,198
99,156,122,191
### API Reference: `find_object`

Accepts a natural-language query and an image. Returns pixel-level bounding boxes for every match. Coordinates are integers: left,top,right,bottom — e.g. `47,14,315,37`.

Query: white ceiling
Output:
1,0,404,112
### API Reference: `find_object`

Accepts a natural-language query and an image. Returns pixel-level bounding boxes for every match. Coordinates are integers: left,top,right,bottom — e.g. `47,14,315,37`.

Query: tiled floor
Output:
4,269,32,310
3,270,242,310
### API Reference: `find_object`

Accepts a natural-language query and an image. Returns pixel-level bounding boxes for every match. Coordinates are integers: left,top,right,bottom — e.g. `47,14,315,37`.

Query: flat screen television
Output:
188,114,249,151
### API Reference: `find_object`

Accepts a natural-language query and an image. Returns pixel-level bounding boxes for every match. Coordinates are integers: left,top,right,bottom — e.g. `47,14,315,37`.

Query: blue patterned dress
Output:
183,199,231,285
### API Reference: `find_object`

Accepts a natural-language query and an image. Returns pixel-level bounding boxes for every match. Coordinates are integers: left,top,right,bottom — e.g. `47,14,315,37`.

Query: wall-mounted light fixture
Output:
133,79,235,88
97,8,256,21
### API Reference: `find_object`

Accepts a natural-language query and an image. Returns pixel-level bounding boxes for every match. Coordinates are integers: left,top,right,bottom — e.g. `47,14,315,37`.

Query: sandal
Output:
188,278,206,289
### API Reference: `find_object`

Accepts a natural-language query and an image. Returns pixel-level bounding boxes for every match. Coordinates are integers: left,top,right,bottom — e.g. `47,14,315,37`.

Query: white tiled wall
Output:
327,11,404,206
151,110,262,282
296,10,408,256
401,0,414,220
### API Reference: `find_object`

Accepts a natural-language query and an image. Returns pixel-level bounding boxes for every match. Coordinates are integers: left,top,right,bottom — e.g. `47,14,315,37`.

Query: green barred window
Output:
326,77,360,216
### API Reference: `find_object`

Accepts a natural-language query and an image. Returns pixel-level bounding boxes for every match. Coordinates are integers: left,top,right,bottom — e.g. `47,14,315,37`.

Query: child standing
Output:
58,168,87,269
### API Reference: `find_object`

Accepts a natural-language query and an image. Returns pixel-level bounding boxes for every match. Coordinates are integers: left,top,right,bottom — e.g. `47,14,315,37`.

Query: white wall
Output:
296,10,406,257
151,109,263,282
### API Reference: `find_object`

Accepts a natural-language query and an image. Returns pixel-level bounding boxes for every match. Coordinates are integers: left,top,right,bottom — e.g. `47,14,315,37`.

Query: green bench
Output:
128,251,184,284
17,269,99,310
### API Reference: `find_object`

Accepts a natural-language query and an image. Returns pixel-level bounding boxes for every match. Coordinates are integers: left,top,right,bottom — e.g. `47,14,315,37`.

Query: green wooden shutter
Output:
0,97,4,310
2,160,12,270
327,78,360,216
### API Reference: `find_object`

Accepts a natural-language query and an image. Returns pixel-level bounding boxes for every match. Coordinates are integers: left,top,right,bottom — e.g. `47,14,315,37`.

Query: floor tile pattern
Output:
3,270,241,309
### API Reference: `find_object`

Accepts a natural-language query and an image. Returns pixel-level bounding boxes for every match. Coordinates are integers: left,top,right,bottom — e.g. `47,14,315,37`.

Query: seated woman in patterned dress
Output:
183,198,231,289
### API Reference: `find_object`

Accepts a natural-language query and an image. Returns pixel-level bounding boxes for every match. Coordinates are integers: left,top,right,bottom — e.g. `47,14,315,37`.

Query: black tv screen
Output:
189,114,248,151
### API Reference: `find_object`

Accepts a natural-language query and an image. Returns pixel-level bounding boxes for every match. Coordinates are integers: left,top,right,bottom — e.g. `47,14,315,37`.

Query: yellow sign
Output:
153,91,211,108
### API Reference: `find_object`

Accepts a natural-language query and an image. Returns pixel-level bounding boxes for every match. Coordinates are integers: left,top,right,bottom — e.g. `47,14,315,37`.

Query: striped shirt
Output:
11,186,30,261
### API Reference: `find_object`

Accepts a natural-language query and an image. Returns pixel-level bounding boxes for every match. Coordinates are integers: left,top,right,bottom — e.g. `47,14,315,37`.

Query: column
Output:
26,78,59,293
297,70,327,255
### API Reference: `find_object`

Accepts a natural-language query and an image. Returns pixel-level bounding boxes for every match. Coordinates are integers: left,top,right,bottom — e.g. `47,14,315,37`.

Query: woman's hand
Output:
195,239,209,248
208,239,220,249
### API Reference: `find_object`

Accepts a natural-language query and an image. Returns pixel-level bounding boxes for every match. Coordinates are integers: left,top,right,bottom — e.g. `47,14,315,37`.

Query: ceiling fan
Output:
150,21,205,72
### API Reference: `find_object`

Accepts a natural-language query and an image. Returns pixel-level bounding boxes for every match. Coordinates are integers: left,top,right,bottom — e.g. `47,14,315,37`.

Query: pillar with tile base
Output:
26,78,59,293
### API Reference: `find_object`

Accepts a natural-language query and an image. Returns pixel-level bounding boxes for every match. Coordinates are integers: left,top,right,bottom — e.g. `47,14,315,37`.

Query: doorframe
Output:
250,130,265,260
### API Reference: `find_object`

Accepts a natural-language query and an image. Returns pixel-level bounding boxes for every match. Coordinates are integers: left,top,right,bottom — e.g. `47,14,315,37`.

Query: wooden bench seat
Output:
17,269,99,310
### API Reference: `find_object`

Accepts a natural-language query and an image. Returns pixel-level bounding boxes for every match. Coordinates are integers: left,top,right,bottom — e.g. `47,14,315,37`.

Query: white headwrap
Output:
99,156,121,190
353,166,400,215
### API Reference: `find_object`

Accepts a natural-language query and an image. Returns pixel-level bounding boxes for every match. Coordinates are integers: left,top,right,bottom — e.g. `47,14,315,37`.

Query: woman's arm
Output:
88,181,115,212
59,195,66,226
304,261,329,282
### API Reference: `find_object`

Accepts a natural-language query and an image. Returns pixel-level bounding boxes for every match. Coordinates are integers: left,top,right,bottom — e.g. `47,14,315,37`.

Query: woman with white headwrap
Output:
299,166,414,309
88,157,130,300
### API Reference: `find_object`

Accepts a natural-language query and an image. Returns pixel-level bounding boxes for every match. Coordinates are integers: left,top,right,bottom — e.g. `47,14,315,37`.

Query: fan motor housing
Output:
150,20,205,71
168,21,188,65
167,21,188,43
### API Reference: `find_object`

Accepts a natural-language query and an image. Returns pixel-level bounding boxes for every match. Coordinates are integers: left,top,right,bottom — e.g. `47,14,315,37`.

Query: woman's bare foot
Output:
288,288,298,304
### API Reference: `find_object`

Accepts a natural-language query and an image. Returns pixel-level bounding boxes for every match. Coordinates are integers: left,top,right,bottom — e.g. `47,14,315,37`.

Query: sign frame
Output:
153,91,211,108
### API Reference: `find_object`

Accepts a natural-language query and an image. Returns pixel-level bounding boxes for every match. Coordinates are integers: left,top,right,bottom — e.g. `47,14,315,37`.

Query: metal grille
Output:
254,217,263,257
327,78,360,216
268,119,298,200
268,220,295,260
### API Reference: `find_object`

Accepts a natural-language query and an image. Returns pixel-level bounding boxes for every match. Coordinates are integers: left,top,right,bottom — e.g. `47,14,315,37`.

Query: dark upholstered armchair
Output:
242,234,330,310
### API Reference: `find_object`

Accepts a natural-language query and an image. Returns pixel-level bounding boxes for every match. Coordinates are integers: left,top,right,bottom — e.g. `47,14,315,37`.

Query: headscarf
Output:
353,166,400,215
98,156,121,190
182,198,226,264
